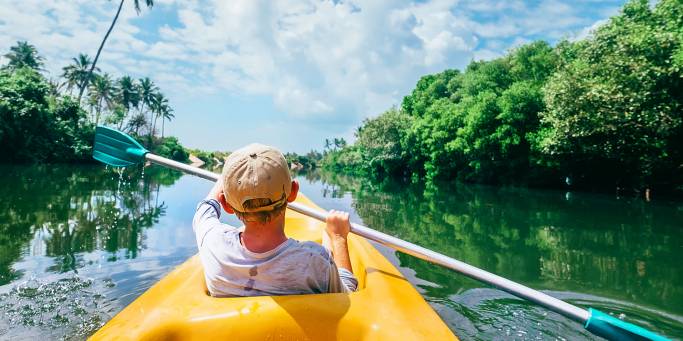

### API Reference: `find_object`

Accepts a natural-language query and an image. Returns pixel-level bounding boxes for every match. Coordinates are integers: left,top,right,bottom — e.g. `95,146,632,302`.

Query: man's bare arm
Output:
326,210,353,273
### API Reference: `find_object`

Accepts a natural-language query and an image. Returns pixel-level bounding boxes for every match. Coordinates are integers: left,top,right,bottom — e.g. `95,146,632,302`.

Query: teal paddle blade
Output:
93,126,149,167
585,308,670,341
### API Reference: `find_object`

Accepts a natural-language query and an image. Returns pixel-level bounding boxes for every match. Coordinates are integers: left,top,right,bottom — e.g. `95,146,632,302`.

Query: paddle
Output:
93,125,668,341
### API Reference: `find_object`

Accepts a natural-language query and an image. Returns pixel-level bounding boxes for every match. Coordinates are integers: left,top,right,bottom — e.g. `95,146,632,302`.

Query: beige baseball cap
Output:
221,143,292,213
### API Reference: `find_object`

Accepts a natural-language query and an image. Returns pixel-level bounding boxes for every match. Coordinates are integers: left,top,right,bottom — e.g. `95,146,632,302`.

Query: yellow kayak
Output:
90,193,457,340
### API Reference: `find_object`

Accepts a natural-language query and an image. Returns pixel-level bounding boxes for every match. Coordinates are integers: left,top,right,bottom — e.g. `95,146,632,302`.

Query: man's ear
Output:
287,180,299,203
218,192,235,214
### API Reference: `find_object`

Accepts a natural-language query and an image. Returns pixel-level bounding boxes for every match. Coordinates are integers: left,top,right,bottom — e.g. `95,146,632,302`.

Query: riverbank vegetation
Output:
285,151,324,171
323,0,683,194
0,42,187,163
185,149,230,169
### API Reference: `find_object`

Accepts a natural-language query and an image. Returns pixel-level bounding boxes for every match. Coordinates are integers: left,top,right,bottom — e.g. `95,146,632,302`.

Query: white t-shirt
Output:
193,200,358,297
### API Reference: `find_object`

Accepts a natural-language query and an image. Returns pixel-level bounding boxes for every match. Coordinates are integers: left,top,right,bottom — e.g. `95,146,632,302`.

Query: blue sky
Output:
0,0,625,153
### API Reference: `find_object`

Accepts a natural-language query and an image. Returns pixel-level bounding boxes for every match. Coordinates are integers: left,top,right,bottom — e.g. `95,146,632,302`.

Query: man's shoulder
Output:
286,239,333,263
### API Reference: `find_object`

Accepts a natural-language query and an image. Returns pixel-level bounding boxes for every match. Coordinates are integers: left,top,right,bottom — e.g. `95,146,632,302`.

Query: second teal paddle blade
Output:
93,126,149,167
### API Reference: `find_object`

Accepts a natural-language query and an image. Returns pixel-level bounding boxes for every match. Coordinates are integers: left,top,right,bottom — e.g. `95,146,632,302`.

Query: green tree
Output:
154,136,188,162
340,41,563,184
0,68,93,162
79,0,154,102
159,98,174,138
62,54,98,96
116,75,140,129
0,42,186,165
400,69,463,180
401,69,461,117
88,73,116,125
355,108,413,177
538,0,683,189
127,113,147,135
0,67,53,161
2,41,44,71
149,91,168,138
137,77,157,135
106,103,127,129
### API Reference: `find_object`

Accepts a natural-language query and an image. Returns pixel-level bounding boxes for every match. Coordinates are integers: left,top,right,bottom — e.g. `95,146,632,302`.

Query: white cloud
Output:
0,1,147,78
136,0,478,120
0,0,625,152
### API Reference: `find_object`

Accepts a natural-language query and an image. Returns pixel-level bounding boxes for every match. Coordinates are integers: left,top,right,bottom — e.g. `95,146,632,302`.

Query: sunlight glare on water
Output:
0,276,113,340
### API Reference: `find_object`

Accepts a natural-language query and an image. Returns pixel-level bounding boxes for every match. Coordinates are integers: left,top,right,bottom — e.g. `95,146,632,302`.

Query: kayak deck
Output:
90,193,456,340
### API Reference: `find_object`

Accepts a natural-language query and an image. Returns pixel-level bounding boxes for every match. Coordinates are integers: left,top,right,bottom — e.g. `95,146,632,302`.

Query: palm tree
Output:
47,78,64,97
78,0,154,102
89,73,115,125
160,104,174,138
137,77,157,134
115,76,140,127
108,104,128,129
324,139,331,152
127,113,147,135
62,54,98,96
3,41,44,71
149,91,168,138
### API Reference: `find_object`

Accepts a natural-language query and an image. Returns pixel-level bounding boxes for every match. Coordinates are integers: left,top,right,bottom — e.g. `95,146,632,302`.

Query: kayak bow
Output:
90,193,456,340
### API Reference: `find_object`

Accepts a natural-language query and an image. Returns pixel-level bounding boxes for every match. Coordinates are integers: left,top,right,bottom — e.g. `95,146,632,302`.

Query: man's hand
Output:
326,210,351,240
325,210,353,272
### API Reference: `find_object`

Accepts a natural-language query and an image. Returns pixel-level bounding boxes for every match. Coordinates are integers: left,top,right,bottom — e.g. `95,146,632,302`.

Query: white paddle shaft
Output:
144,152,590,323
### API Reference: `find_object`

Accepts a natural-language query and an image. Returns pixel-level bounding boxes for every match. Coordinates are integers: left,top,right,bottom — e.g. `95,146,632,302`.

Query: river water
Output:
0,164,681,340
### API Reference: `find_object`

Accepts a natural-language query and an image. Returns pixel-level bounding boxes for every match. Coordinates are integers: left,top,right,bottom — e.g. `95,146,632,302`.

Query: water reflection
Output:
1,165,681,340
0,165,182,284
0,164,183,338
313,170,683,339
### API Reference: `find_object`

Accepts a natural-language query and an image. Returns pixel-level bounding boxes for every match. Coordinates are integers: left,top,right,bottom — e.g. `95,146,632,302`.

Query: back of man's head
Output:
222,143,292,223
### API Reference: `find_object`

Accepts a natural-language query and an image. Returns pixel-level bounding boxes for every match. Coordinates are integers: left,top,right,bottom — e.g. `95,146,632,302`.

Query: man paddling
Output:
193,143,358,296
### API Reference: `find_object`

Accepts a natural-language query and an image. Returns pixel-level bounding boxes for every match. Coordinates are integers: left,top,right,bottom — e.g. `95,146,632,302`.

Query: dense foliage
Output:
2,41,44,71
154,136,190,162
324,0,683,192
0,42,187,163
536,0,683,189
0,68,93,162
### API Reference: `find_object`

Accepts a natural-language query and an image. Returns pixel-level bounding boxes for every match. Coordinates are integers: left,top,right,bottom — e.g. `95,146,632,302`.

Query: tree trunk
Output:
139,102,150,137
78,0,125,102
161,118,165,138
95,99,102,126
152,112,158,138
145,104,155,139
140,100,154,141
118,109,128,130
